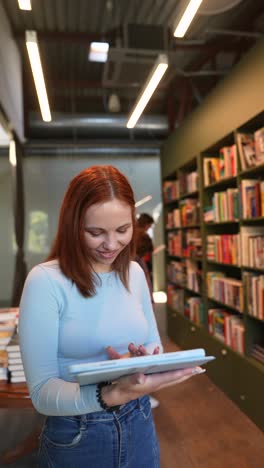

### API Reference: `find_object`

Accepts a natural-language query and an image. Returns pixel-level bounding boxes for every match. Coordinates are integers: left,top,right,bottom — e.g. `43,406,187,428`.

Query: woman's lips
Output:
97,250,118,259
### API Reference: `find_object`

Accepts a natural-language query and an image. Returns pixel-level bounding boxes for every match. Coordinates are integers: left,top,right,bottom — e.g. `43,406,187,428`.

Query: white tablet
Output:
68,348,215,386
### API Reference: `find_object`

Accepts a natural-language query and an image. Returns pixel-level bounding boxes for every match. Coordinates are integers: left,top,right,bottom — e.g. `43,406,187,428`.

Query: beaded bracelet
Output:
96,381,121,412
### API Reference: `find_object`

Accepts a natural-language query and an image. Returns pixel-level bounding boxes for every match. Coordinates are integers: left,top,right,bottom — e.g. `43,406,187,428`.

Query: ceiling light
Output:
18,0,32,10
108,93,121,112
135,195,153,208
153,291,167,304
26,31,51,122
0,123,9,147
127,54,168,129
9,140,17,167
173,0,204,38
89,42,109,62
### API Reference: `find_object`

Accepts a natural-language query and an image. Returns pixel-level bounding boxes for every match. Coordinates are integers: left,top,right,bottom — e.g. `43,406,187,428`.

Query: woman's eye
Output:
88,231,102,237
117,229,127,234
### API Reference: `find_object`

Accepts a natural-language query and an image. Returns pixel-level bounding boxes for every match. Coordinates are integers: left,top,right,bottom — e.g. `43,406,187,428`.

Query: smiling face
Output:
84,198,133,272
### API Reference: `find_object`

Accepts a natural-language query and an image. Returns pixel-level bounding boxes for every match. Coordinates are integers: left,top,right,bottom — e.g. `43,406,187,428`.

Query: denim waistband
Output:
65,395,149,424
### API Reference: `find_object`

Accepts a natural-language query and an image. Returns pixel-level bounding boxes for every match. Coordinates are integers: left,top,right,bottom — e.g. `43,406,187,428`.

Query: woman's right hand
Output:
101,366,205,408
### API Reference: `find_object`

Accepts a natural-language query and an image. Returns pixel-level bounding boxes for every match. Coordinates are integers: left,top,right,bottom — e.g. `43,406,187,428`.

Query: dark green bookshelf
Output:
163,110,264,431
167,307,264,431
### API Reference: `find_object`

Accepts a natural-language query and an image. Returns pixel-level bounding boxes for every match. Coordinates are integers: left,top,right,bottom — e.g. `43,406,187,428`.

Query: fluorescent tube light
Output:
18,0,32,10
127,54,168,129
135,195,152,208
174,0,203,38
26,31,51,122
89,42,109,62
9,140,17,167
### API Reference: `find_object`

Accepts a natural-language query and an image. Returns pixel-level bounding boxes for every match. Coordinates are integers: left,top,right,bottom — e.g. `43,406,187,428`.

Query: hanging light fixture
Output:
173,0,204,38
25,31,51,122
127,54,168,129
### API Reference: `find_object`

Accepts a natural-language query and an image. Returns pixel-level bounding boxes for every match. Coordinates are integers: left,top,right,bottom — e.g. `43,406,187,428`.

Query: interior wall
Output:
162,37,264,176
0,1,24,142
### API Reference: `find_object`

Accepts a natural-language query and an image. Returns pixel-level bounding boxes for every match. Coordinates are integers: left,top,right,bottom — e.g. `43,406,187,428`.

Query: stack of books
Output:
7,334,26,383
0,308,19,381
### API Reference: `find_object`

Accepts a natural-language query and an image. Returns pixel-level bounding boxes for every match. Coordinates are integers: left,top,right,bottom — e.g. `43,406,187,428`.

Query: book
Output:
0,367,8,381
240,226,264,267
6,334,20,353
7,351,21,359
0,308,19,322
8,363,24,372
10,374,26,383
254,126,264,165
8,357,22,365
236,132,256,170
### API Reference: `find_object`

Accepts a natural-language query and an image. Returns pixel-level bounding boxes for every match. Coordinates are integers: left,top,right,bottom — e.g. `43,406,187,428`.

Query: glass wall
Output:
23,155,164,288
0,154,15,305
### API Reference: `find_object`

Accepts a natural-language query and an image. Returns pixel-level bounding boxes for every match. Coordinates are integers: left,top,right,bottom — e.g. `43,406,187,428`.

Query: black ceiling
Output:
2,0,264,141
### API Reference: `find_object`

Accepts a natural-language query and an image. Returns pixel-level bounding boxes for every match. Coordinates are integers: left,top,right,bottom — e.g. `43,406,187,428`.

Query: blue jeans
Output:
38,395,160,468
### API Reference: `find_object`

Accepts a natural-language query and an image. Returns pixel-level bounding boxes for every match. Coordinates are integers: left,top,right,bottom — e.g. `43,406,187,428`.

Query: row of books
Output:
167,262,185,285
208,309,245,354
236,128,264,171
166,202,201,228
185,260,202,294
167,232,182,257
179,171,198,194
184,297,205,325
207,272,243,312
213,188,239,222
240,179,264,219
203,179,264,222
240,226,264,269
167,285,205,325
168,226,264,271
182,229,202,259
243,272,264,320
206,234,241,266
166,208,180,228
203,145,237,187
167,261,202,293
180,198,200,226
163,180,179,203
167,284,184,311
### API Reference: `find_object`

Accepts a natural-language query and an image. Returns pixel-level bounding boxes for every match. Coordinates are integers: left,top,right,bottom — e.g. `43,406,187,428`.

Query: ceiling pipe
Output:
29,113,168,138
24,142,161,157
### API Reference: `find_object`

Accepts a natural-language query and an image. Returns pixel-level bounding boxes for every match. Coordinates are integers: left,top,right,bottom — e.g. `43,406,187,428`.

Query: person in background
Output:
136,213,154,283
135,229,154,302
19,165,204,468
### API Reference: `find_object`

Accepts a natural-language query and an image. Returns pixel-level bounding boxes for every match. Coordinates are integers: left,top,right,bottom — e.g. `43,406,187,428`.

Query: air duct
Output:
29,113,168,138
25,142,161,157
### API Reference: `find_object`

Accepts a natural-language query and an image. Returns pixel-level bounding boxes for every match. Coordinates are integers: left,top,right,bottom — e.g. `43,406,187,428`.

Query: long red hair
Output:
47,165,136,297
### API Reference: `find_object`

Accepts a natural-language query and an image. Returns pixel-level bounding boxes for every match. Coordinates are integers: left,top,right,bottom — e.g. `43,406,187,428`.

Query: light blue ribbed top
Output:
19,260,162,416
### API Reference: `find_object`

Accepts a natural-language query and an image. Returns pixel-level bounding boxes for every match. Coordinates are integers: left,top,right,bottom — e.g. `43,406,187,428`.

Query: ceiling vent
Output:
123,23,168,50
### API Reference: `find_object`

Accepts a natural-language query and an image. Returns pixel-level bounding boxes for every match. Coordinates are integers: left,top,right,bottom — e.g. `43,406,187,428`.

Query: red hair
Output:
47,165,136,297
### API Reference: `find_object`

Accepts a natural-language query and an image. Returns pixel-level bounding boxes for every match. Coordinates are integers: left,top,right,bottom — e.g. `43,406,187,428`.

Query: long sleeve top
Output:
19,260,162,416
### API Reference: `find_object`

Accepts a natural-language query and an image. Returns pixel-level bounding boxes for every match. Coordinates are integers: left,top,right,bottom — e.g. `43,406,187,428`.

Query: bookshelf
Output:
163,111,264,431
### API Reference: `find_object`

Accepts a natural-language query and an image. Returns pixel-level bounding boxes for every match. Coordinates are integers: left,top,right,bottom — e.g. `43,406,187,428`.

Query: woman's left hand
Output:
106,343,160,360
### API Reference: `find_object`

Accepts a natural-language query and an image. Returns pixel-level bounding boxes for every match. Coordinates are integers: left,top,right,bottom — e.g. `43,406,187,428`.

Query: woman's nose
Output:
103,234,119,250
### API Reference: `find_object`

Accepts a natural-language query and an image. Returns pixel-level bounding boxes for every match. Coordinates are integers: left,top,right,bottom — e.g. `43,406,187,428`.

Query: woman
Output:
19,165,204,468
